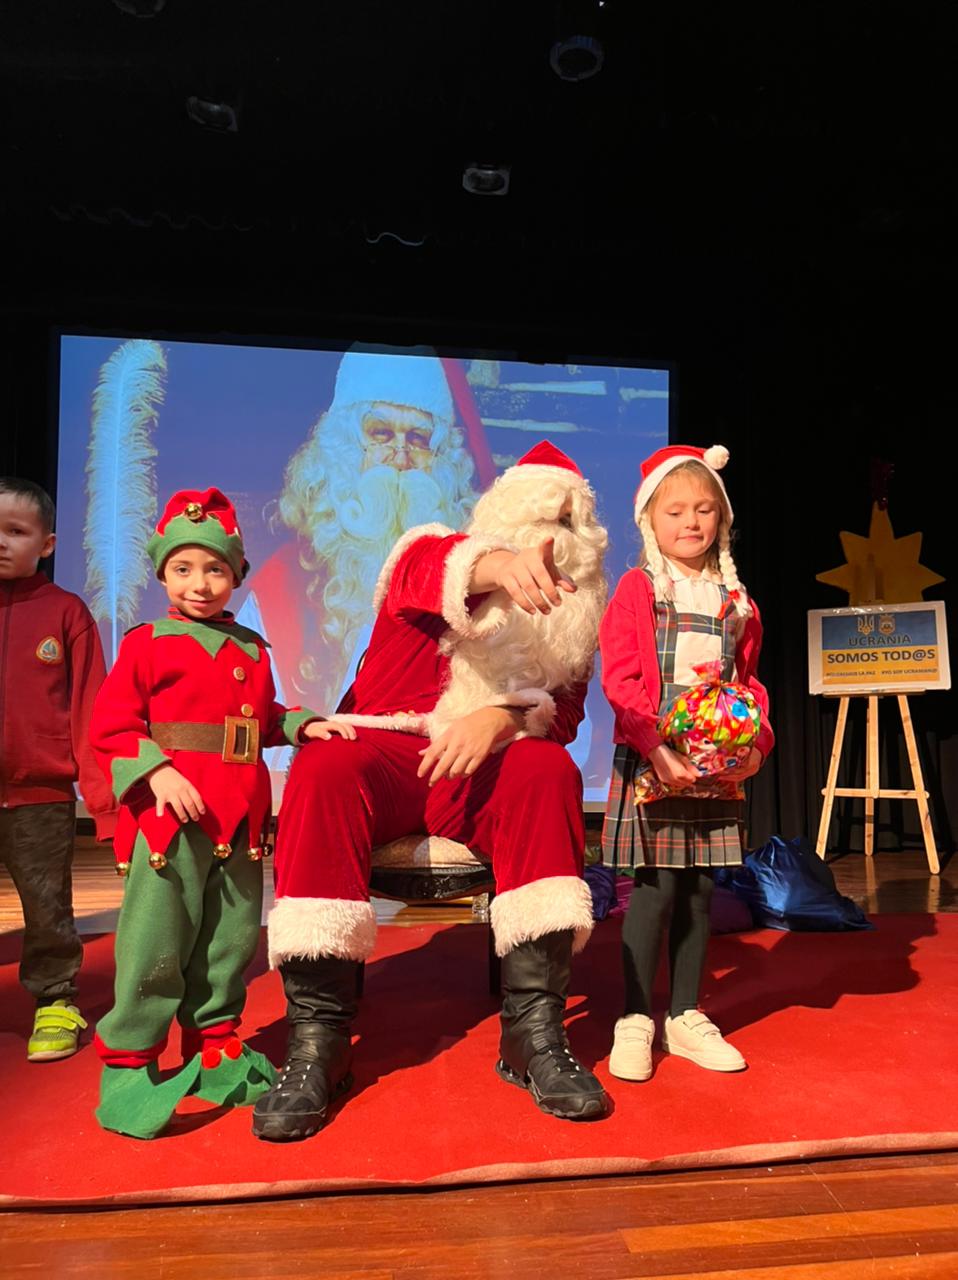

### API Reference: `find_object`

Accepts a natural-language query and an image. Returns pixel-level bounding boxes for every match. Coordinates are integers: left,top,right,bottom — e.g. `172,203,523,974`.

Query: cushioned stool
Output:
363,835,500,994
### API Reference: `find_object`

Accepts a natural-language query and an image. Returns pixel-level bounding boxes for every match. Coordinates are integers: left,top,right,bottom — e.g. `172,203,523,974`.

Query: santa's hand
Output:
495,538,577,615
647,744,700,790
301,719,358,742
148,764,206,823
417,707,526,785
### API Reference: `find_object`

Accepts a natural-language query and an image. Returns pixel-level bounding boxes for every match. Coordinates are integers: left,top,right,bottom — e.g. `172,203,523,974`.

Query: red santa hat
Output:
632,444,751,619
633,444,733,523
502,439,589,490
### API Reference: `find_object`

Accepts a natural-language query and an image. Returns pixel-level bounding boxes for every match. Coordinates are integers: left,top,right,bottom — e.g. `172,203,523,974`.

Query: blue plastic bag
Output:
584,863,618,920
728,836,873,932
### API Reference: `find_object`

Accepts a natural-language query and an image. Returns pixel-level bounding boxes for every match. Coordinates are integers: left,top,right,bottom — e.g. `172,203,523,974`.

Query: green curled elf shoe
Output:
193,1038,276,1108
96,1059,203,1140
96,1039,277,1139
28,1001,88,1062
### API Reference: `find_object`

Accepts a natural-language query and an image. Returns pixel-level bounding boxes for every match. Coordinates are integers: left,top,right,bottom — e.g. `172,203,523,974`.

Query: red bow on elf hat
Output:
633,444,733,524
146,487,250,583
507,439,587,486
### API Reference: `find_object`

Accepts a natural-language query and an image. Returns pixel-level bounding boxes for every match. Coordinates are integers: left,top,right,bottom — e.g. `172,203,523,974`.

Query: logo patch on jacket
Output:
36,636,63,665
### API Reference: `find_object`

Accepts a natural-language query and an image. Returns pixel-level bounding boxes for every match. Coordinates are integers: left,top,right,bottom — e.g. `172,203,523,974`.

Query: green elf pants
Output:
96,821,274,1138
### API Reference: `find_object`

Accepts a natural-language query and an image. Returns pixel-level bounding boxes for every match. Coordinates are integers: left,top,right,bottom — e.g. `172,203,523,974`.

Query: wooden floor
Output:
3,1153,958,1278
3,837,956,937
2,840,956,1276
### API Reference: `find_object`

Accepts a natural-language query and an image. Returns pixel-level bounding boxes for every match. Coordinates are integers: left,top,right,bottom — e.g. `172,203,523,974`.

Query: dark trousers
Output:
0,801,81,1002
621,866,715,1019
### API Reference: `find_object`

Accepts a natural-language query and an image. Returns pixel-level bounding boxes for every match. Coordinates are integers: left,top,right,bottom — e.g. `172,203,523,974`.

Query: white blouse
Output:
663,558,728,687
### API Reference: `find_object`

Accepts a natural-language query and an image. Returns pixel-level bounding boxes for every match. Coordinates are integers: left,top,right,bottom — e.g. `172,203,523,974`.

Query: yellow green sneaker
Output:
28,1000,88,1062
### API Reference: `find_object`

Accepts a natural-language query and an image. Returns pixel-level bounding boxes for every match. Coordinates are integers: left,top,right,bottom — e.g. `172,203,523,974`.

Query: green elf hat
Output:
147,487,250,584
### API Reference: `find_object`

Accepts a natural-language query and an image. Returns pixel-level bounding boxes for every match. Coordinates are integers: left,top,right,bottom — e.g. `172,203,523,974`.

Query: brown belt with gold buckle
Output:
150,717,261,765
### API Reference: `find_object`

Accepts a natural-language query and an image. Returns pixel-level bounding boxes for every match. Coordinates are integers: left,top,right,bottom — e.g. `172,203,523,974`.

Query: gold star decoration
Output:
816,503,945,605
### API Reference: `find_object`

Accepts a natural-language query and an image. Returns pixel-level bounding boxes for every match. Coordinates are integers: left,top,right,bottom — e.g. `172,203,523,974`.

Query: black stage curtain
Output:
721,300,956,858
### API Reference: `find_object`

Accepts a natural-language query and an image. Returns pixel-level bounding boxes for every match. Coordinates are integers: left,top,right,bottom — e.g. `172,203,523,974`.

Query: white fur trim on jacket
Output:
440,532,515,639
333,712,431,734
267,896,378,967
334,693,555,743
490,875,594,958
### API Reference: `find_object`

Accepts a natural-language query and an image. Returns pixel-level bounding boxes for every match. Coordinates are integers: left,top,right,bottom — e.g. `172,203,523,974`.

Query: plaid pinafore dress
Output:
601,572,745,871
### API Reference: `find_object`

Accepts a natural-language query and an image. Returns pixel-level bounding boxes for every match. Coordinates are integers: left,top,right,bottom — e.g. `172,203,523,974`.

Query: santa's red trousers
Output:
269,728,591,963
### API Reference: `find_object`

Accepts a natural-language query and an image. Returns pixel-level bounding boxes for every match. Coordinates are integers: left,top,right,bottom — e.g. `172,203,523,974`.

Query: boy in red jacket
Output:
0,477,117,1061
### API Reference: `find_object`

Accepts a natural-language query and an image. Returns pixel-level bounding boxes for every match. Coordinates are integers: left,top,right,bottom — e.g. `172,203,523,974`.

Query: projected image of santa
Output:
239,351,494,711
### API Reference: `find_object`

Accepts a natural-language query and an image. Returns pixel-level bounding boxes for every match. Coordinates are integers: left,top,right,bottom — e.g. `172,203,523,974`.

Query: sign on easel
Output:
807,602,950,696
809,602,949,874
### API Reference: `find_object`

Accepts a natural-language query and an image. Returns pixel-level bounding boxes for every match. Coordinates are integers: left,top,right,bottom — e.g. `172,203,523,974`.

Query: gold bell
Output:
262,841,273,859
213,842,232,860
115,861,131,877
247,846,264,862
148,851,167,871
184,501,204,522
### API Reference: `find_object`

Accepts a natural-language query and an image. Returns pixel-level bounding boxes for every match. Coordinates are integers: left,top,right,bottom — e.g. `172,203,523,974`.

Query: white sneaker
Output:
663,1011,746,1072
609,1014,655,1081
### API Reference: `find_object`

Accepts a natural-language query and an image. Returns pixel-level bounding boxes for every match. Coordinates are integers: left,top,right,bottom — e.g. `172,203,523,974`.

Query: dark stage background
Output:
1,3,954,856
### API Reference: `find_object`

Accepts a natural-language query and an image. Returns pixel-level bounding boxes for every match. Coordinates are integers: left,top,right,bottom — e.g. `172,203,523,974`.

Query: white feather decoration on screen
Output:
83,339,167,661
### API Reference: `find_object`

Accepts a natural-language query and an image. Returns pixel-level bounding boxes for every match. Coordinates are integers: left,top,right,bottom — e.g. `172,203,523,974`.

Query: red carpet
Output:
2,914,957,1207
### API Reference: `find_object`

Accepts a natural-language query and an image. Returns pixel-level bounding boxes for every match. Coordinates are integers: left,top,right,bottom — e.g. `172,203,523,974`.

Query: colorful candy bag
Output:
633,661,760,805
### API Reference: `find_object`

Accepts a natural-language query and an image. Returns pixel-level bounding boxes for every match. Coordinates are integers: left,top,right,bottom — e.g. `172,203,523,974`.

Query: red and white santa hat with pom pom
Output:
504,439,590,490
633,444,733,524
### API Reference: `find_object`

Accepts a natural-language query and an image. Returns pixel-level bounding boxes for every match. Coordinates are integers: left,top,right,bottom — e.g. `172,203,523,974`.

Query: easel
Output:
815,691,940,874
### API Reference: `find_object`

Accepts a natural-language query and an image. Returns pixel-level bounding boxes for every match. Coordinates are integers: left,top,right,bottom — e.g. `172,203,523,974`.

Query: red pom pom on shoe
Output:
224,1037,243,1060
201,1046,222,1070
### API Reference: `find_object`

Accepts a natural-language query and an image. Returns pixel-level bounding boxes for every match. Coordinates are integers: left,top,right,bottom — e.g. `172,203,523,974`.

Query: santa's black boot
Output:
252,955,357,1142
495,930,609,1120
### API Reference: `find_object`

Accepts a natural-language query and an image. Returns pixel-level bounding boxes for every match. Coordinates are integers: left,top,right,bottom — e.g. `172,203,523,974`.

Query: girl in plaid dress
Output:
599,445,774,1081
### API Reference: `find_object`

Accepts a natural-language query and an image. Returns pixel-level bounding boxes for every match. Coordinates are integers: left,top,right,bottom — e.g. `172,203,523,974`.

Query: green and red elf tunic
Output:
91,607,319,869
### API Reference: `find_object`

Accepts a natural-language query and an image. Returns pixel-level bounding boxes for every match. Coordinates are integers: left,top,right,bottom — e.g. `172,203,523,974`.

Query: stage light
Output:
111,0,167,15
462,163,511,197
550,34,605,81
185,96,239,133
549,0,607,81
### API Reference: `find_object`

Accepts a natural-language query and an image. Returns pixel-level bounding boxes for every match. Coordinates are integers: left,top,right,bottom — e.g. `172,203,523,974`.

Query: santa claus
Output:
252,440,611,1142
238,351,493,715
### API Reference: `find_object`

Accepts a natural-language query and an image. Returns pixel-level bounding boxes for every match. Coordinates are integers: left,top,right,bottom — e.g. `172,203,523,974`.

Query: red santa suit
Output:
255,443,612,1140
268,520,597,967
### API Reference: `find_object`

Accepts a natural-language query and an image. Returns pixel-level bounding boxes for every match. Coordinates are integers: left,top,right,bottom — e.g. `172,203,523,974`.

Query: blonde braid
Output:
638,513,674,603
717,525,752,619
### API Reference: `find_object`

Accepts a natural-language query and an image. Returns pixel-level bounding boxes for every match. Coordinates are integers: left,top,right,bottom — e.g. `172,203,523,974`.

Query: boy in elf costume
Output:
89,487,354,1139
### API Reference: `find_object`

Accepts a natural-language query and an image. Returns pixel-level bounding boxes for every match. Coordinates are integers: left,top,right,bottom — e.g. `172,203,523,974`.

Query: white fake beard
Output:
476,524,607,688
438,516,608,724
